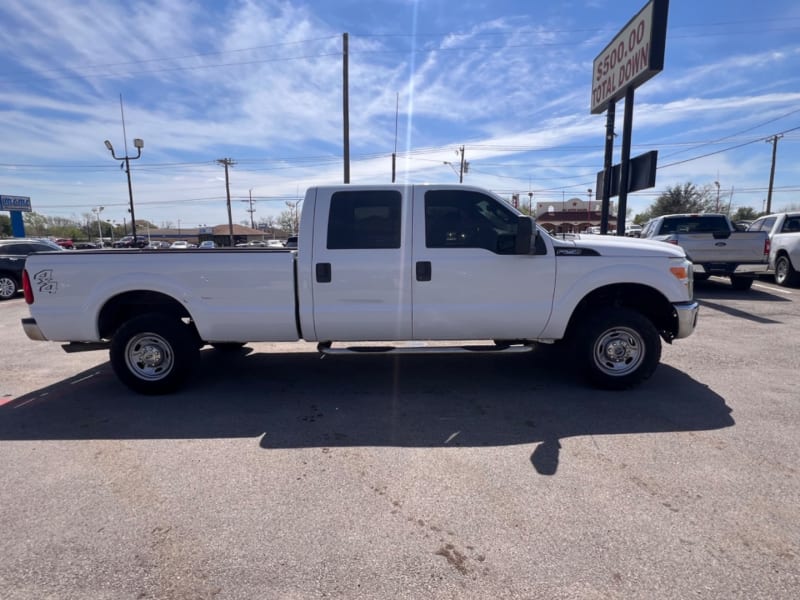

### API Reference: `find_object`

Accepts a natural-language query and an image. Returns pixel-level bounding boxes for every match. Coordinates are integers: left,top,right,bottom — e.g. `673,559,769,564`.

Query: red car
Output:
54,238,74,249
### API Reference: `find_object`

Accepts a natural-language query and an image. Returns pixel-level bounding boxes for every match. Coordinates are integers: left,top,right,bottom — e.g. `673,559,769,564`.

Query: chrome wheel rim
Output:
125,333,174,381
592,326,645,377
0,277,15,299
776,258,788,283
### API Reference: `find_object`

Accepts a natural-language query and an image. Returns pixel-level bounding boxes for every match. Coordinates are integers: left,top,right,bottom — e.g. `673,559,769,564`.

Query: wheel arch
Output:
564,283,678,342
0,269,19,283
775,248,794,264
98,290,196,340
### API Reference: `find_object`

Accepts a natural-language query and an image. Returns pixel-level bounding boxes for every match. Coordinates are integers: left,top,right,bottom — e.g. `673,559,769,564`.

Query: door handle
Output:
316,262,332,283
416,261,431,281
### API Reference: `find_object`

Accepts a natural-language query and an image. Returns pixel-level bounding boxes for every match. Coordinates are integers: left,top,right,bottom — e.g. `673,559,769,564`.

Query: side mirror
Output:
515,215,534,254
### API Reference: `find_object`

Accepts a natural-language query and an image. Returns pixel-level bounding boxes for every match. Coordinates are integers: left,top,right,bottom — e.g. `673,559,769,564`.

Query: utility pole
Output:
391,92,398,183
766,134,782,214
342,32,350,184
246,188,256,229
217,158,236,246
458,145,465,183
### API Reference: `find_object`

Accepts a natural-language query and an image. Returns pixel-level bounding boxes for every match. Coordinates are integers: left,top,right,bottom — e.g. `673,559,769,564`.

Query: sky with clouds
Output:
1,0,799,229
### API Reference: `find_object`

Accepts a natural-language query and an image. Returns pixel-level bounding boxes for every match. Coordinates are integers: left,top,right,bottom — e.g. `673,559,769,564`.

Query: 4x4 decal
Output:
33,270,58,294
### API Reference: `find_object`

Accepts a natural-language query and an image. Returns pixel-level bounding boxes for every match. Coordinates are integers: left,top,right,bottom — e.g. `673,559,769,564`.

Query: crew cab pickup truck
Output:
0,238,63,300
21,184,698,394
640,213,769,290
747,212,800,287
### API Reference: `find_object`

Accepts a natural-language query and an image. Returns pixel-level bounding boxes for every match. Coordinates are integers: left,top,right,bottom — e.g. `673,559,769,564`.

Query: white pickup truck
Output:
21,184,698,394
640,213,769,290
746,212,800,287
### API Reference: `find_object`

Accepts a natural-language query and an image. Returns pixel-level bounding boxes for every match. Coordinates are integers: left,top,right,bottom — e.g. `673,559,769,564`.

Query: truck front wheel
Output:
110,313,199,394
575,308,661,390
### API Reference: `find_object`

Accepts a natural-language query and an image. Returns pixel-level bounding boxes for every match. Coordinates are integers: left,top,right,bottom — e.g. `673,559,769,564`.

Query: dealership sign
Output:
0,195,32,212
591,0,668,114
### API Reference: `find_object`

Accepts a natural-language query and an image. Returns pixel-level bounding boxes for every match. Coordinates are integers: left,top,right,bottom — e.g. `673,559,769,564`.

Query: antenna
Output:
394,93,399,155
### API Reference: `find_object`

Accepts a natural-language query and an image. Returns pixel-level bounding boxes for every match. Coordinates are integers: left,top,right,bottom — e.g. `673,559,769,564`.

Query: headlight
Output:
669,259,693,298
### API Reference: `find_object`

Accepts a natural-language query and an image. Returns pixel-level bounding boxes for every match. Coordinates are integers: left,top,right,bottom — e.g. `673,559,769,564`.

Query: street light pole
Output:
104,138,144,243
92,206,105,243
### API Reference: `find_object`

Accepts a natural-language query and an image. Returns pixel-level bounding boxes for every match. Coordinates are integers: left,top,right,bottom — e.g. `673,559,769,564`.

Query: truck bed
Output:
24,249,300,343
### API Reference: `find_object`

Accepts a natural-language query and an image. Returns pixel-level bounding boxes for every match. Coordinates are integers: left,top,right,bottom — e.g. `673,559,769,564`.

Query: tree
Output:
277,210,297,233
257,215,278,234
0,214,11,237
731,206,761,222
23,211,50,236
636,182,714,222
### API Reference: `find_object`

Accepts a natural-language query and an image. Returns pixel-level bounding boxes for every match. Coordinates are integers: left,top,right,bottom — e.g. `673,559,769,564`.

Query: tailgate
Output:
676,232,768,264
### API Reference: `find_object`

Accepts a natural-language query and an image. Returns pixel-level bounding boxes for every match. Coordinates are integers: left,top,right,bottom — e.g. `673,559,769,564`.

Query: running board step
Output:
317,342,534,356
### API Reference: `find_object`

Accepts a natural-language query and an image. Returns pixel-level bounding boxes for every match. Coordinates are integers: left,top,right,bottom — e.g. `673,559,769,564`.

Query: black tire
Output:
0,274,19,300
729,275,754,290
774,255,799,287
573,308,661,390
110,313,199,395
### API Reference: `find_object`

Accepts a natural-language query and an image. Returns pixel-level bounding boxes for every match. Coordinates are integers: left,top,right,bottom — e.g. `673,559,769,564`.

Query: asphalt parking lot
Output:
1,277,798,599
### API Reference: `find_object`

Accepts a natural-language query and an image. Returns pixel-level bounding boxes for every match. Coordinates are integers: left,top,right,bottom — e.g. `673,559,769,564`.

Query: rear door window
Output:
326,190,402,250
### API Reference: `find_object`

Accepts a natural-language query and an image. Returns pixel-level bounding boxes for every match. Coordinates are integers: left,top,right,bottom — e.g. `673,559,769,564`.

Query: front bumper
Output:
673,301,699,339
21,318,48,341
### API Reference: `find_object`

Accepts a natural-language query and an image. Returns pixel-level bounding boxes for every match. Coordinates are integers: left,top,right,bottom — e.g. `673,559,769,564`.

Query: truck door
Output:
310,188,413,341
411,187,555,340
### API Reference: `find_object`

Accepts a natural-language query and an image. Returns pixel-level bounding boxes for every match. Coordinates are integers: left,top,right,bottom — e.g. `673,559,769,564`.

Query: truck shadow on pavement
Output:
693,278,792,301
693,278,791,324
0,349,734,475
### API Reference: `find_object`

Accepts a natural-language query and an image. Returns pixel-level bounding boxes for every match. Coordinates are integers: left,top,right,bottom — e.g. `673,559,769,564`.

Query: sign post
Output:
0,195,32,237
591,0,669,235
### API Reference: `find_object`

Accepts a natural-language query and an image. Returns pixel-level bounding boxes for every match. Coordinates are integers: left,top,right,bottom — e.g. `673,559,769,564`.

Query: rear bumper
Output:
21,317,48,341
673,301,699,340
694,263,769,275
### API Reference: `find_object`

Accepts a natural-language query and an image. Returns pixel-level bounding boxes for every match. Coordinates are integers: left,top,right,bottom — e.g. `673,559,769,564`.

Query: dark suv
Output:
113,235,148,248
0,238,63,300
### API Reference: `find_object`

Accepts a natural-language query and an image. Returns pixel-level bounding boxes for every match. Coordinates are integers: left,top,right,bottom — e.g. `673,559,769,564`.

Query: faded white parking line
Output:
753,282,794,294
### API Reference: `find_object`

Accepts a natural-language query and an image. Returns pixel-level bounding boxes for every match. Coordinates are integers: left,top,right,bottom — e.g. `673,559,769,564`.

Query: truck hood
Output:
551,233,685,258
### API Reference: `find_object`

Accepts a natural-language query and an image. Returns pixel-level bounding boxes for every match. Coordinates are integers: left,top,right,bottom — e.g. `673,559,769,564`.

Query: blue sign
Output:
0,195,32,212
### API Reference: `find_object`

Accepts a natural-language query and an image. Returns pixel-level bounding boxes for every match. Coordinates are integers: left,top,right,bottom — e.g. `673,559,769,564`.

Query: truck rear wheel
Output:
110,313,199,394
729,275,754,290
775,255,799,287
574,308,661,390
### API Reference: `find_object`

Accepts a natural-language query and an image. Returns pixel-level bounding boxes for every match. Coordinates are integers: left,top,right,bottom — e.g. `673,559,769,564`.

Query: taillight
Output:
764,238,771,256
667,239,679,245
22,269,33,304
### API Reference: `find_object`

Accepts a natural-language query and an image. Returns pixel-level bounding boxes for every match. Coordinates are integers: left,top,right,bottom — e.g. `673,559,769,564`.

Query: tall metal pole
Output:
616,88,635,236
392,92,398,183
248,188,255,229
217,158,235,246
600,102,615,234
119,96,138,242
766,134,782,214
459,145,465,183
124,155,137,241
342,32,350,184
